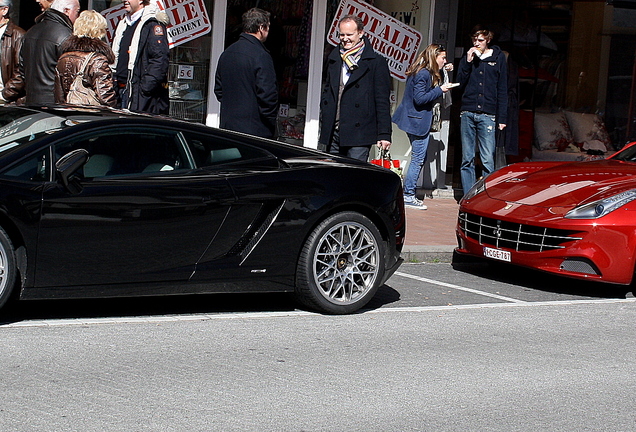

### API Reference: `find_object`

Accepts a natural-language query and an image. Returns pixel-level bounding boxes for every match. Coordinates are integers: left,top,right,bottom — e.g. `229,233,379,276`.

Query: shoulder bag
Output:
66,53,101,106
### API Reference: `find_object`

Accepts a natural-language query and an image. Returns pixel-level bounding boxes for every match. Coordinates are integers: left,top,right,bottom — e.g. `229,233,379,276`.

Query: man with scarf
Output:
319,14,392,162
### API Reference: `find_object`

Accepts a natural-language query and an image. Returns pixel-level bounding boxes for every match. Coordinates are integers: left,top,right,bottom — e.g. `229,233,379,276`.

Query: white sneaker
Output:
404,195,427,210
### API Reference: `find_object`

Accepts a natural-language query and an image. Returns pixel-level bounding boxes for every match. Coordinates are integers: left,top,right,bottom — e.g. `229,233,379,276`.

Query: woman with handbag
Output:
392,44,452,210
54,10,116,107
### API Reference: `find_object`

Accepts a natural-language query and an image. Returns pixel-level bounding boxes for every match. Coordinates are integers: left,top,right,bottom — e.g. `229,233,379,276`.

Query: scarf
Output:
340,39,365,71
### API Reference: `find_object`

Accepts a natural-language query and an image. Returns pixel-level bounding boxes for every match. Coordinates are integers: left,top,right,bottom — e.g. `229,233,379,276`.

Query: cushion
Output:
564,111,612,150
533,112,574,151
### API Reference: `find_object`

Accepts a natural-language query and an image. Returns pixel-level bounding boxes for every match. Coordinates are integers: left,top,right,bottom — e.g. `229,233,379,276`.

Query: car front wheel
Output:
296,212,385,314
0,227,16,311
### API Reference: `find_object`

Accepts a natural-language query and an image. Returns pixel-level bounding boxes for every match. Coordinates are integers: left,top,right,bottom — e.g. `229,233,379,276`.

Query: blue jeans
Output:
403,133,429,197
460,111,496,195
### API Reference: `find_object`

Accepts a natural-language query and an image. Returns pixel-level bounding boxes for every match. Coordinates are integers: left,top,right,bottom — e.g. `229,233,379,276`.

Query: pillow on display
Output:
534,111,574,151
564,111,612,150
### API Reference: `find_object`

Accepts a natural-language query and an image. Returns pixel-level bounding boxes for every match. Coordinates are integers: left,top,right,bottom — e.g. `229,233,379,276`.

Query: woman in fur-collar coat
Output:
54,10,117,107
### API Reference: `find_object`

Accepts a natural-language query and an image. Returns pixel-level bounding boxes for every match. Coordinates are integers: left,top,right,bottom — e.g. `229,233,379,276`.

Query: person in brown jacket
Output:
54,10,116,107
0,0,26,103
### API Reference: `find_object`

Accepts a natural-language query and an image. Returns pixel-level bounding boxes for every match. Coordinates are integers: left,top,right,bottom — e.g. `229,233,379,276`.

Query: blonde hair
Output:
73,10,107,39
405,44,445,86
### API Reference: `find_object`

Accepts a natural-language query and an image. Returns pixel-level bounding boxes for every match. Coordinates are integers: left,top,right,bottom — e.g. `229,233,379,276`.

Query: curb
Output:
401,245,456,263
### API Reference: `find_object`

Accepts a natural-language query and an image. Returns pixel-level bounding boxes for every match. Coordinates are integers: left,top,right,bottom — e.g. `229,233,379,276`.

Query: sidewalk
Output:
402,191,459,263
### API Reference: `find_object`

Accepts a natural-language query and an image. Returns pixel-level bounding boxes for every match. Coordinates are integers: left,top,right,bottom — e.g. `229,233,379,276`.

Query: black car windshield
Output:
611,144,636,162
0,108,66,157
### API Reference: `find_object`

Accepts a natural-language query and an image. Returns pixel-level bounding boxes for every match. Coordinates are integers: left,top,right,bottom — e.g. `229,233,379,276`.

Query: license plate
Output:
483,247,511,262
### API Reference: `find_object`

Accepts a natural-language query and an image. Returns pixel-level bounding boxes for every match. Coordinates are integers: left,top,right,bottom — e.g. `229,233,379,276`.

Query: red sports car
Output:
456,142,636,285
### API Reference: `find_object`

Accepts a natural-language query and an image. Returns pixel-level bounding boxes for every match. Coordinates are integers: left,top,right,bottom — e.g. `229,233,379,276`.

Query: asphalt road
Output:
1,261,635,431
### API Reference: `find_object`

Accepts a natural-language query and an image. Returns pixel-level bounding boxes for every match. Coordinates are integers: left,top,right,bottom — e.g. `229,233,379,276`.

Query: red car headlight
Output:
462,176,487,201
565,189,636,219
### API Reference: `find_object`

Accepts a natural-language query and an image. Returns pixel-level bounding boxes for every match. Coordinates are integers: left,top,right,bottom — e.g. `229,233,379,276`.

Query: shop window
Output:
225,0,314,144
168,40,211,123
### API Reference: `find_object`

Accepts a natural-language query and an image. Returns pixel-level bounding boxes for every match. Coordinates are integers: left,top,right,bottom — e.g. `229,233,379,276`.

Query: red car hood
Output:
485,160,636,207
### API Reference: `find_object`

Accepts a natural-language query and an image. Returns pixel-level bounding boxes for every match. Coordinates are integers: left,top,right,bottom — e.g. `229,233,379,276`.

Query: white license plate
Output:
483,247,511,262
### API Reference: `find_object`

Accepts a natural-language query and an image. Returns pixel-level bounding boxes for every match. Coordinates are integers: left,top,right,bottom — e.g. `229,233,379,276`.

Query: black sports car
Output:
0,106,404,314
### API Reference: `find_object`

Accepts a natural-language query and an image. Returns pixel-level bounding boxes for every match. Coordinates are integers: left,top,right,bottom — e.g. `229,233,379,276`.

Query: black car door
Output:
35,127,235,288
178,129,290,283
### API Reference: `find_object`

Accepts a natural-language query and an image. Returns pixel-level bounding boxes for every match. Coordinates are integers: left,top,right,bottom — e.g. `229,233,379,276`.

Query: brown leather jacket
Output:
1,21,26,102
54,35,117,107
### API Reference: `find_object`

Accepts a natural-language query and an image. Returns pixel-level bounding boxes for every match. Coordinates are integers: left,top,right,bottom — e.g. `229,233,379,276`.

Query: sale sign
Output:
101,0,211,49
327,0,422,81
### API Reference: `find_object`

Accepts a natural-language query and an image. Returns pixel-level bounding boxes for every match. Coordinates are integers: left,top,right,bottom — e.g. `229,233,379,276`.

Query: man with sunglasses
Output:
456,27,508,195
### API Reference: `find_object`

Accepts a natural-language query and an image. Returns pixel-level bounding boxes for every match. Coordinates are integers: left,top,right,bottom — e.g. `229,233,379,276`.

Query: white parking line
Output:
394,270,527,303
1,271,633,328
1,298,635,328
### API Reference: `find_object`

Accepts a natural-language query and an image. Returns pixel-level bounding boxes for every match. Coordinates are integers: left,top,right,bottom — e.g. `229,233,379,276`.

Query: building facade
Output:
11,0,636,194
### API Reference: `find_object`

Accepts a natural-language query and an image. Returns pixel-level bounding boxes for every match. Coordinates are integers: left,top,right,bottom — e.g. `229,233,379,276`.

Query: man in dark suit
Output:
319,14,392,162
214,7,278,139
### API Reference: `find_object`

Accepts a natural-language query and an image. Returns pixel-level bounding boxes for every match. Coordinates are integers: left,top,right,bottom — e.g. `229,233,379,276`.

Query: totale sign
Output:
327,0,422,81
102,0,211,49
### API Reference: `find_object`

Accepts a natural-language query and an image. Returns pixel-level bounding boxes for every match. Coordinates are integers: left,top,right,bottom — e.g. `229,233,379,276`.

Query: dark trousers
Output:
115,84,127,110
327,129,370,162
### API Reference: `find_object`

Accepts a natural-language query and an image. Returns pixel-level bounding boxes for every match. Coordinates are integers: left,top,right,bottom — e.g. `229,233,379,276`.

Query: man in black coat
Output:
112,0,170,115
319,15,392,162
214,8,278,139
20,0,79,105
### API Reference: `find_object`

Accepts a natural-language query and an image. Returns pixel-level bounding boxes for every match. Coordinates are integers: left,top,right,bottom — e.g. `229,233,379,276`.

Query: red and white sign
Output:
327,0,422,81
102,0,211,49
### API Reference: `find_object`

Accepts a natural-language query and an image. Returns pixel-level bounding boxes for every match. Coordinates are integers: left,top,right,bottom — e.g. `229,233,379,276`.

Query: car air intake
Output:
458,212,583,252
560,258,601,276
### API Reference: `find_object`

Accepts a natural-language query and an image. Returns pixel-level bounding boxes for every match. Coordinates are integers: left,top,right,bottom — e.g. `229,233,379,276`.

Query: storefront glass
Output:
223,0,315,143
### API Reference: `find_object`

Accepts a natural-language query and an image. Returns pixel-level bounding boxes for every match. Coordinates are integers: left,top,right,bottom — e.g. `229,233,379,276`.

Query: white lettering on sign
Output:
327,0,422,81
178,65,194,79
102,0,211,49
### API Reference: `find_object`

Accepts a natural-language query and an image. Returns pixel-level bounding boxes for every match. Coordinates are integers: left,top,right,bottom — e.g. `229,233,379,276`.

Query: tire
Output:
296,212,385,314
0,228,16,311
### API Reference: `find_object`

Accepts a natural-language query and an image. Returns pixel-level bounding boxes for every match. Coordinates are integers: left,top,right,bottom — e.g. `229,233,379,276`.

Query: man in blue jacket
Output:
214,8,278,139
319,15,392,162
456,27,508,195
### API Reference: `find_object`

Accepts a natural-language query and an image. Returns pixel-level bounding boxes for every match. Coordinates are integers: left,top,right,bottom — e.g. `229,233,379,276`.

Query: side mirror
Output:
56,149,89,193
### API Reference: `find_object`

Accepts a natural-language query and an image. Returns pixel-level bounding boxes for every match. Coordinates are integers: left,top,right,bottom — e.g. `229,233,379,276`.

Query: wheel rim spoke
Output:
313,221,380,305
0,249,6,294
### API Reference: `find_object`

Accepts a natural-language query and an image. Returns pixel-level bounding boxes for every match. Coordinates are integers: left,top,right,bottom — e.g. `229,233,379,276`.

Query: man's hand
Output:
377,140,391,150
498,124,507,131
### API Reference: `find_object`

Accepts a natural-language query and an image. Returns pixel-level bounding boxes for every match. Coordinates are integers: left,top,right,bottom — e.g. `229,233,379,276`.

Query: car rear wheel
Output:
296,212,385,314
0,228,16,311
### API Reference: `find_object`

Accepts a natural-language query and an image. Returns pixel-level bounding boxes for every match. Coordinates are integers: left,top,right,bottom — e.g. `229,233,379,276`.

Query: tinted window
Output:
55,129,193,179
0,149,48,182
0,110,68,151
180,131,274,168
612,144,636,162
